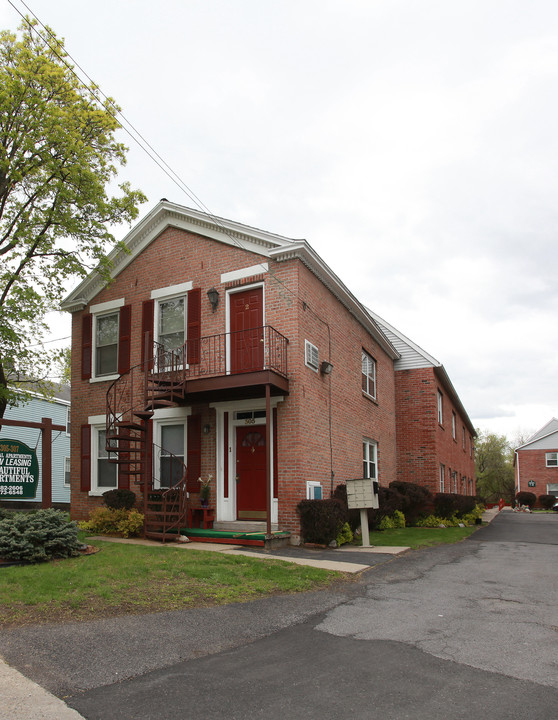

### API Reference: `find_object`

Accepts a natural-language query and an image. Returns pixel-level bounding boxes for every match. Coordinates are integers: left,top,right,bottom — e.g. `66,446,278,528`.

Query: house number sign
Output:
0,440,39,498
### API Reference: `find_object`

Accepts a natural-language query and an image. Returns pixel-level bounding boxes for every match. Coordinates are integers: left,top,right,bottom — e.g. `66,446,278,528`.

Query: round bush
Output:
516,491,536,509
0,509,82,563
102,488,137,510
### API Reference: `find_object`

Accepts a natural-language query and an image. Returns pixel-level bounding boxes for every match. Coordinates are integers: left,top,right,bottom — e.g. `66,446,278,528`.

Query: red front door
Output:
230,287,264,373
236,425,267,520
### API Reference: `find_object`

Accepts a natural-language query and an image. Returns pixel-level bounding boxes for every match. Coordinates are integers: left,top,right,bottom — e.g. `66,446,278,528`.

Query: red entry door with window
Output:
236,425,267,519
230,287,264,373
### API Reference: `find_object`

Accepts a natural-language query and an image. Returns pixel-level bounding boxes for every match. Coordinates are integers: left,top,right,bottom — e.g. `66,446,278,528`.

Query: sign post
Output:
345,478,380,548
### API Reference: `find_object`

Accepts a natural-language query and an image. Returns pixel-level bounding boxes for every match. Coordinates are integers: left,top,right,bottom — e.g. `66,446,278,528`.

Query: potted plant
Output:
200,475,212,507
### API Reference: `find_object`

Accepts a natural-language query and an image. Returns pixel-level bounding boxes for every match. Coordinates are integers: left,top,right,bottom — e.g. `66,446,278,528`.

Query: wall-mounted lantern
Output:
207,287,220,312
320,360,333,375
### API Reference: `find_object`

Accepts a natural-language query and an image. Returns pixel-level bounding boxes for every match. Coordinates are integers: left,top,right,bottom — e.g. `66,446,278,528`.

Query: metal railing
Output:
152,325,289,382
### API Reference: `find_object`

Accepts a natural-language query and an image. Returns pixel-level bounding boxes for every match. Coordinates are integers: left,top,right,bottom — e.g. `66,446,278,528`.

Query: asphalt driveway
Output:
2,509,558,719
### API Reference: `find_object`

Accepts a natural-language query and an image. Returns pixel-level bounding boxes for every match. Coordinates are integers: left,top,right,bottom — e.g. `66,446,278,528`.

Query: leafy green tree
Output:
475,429,516,503
0,19,146,416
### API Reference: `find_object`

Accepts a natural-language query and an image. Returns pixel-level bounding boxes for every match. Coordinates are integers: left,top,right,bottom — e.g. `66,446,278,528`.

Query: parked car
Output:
552,502,558,512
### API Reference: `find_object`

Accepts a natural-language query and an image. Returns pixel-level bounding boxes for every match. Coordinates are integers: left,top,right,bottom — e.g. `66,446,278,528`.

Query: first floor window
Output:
306,481,323,500
64,457,71,486
159,423,186,489
363,439,377,480
362,350,376,399
97,428,117,489
546,452,558,467
439,464,445,492
95,311,120,376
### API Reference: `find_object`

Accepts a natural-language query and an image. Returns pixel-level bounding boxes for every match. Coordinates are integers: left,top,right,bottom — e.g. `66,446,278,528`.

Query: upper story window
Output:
95,310,120,377
462,426,466,450
66,407,71,436
546,452,558,467
158,296,186,354
363,439,378,480
437,391,443,425
305,340,319,372
361,350,376,399
452,412,457,440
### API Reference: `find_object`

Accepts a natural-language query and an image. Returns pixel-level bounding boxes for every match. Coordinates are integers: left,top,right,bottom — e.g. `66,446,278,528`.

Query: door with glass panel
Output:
158,423,185,489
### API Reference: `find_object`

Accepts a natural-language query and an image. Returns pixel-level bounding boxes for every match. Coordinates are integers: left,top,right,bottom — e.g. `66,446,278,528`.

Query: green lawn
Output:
366,525,479,549
0,539,340,628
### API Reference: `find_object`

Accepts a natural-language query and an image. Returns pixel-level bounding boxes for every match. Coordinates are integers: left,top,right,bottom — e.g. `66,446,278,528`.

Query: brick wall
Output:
394,367,476,496
516,448,558,496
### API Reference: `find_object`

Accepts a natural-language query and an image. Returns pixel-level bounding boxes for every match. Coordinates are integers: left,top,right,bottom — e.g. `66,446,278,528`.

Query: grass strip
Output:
367,525,479,549
0,540,340,628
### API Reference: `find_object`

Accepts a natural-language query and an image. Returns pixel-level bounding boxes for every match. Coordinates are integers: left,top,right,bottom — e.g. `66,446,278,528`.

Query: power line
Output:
7,1,336,333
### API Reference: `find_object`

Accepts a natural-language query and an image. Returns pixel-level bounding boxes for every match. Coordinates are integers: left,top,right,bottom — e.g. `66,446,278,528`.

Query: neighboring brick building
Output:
61,200,400,541
367,311,477,496
514,418,558,500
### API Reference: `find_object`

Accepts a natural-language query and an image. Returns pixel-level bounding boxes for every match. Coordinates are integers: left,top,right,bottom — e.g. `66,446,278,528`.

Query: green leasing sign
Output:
0,439,39,499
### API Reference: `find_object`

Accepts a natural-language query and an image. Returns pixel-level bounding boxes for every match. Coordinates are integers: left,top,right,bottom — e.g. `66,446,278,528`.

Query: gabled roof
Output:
516,418,558,451
367,309,476,437
60,200,399,360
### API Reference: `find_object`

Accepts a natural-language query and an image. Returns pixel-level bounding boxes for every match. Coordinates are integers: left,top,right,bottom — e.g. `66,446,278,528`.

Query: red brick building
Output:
61,200,400,542
515,419,558,500
367,312,477,496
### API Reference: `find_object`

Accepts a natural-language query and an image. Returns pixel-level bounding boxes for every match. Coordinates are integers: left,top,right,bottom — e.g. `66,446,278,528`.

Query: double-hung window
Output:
95,311,120,377
439,463,445,492
159,296,186,354
362,350,376,399
363,439,378,480
437,391,443,425
452,412,457,440
95,427,117,491
159,423,186,489
546,452,558,467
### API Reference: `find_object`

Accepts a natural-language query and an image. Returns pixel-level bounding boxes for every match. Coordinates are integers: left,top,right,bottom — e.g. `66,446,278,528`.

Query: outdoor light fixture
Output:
320,360,333,375
203,424,211,434
207,287,220,312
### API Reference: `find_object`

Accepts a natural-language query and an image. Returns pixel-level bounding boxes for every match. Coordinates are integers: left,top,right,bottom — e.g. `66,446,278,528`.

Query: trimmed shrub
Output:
434,493,476,519
336,522,354,547
416,515,451,528
538,494,557,510
333,483,409,531
102,488,137,510
79,507,144,538
0,509,81,563
297,498,348,545
516,491,536,509
389,481,433,525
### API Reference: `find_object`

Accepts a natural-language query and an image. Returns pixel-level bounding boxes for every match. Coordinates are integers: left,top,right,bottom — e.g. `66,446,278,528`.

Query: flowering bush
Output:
79,508,144,538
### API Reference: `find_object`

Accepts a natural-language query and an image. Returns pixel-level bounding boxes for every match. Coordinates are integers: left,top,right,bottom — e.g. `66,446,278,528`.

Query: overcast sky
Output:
3,0,557,442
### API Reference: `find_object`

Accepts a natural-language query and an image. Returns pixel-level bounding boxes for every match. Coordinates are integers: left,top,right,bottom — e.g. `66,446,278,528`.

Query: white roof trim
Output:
516,419,558,450
61,201,296,312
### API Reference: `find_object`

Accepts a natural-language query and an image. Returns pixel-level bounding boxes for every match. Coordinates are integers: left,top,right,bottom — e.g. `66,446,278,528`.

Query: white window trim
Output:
153,292,188,351
305,340,319,372
437,391,443,426
154,417,188,491
363,438,378,480
66,407,71,437
546,452,558,467
362,350,376,400
306,481,323,500
150,281,193,300
90,300,124,382
64,456,71,486
221,263,268,284
89,421,117,496
439,463,445,492
452,412,457,440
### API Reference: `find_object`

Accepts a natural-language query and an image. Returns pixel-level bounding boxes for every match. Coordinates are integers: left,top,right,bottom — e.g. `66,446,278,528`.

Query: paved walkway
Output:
0,508,501,720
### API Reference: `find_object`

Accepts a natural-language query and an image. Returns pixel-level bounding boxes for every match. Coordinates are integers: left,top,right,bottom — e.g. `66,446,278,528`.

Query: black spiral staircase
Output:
105,338,188,542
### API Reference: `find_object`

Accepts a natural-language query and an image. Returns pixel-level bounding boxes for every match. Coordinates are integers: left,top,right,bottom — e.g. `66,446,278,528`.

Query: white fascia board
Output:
269,242,399,360
60,201,298,313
